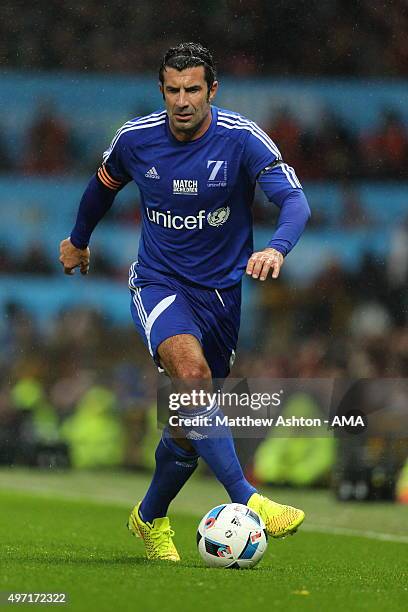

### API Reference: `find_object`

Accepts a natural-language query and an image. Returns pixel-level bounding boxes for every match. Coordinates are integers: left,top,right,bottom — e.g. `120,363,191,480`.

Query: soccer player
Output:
60,42,311,561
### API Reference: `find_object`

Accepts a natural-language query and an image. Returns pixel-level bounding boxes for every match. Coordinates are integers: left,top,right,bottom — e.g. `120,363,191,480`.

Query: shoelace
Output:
257,496,284,525
150,527,176,556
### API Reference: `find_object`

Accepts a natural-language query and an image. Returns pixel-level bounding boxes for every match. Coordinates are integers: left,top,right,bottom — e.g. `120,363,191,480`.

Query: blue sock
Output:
177,403,257,505
139,427,198,523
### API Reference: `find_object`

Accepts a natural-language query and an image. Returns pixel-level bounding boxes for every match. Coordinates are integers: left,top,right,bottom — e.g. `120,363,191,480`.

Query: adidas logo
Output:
145,166,160,179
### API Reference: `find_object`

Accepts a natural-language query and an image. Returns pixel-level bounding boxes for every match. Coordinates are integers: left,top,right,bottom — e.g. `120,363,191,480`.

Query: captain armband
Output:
256,159,283,178
97,164,123,190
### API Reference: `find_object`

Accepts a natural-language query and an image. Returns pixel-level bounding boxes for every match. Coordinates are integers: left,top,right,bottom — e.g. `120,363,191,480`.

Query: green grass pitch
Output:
0,469,407,611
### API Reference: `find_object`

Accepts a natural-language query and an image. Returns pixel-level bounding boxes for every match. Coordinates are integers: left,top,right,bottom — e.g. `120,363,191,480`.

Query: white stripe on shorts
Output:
215,289,225,308
145,294,177,356
132,290,146,328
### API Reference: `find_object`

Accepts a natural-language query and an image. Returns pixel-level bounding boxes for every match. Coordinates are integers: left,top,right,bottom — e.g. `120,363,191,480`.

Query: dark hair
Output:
159,42,216,92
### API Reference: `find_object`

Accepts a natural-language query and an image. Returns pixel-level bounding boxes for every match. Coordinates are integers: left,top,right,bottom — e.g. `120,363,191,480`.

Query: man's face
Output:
160,66,218,140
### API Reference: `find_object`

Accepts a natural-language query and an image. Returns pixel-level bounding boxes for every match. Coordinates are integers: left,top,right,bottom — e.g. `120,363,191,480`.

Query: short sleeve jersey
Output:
100,106,298,288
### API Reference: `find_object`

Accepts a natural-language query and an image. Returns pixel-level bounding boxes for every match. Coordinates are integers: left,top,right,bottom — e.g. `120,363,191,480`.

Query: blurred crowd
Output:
0,243,123,279
1,0,407,490
1,205,407,282
243,251,408,377
2,247,407,382
266,107,408,182
1,246,407,466
0,304,157,469
1,237,407,499
2,101,408,181
2,0,408,77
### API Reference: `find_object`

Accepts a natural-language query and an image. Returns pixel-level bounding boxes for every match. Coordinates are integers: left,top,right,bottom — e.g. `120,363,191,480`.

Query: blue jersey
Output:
99,106,303,289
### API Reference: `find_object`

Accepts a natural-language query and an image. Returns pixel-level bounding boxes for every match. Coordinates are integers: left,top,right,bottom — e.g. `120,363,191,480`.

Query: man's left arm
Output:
246,164,311,281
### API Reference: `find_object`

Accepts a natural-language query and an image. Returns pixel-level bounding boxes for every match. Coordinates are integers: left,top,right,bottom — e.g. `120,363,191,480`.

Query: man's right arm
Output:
70,172,119,249
60,121,132,275
63,110,135,271
59,171,121,275
59,170,120,274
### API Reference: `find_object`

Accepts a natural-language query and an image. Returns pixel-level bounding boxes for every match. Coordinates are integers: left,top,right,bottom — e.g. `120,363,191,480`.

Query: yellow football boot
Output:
127,502,180,561
247,493,305,538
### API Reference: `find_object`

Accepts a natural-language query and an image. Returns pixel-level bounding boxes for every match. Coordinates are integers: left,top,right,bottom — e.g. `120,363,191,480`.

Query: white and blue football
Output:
196,503,268,569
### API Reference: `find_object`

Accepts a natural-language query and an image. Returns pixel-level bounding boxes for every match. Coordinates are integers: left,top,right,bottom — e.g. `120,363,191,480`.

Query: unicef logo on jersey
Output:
207,206,230,227
145,206,230,231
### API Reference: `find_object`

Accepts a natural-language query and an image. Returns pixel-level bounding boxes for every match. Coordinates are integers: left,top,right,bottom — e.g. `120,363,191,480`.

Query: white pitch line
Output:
303,524,408,544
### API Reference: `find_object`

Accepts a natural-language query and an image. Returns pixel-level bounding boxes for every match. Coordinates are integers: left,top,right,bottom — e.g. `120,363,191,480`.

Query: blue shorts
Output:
128,262,241,378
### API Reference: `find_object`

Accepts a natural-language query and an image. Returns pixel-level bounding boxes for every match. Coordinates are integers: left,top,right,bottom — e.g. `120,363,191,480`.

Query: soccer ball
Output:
196,503,268,569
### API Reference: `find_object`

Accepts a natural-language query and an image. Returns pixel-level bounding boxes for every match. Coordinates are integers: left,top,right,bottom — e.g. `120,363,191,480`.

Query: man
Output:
60,42,311,562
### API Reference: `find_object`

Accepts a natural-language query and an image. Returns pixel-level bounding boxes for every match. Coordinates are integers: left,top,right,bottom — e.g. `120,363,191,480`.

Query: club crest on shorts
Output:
207,206,230,227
